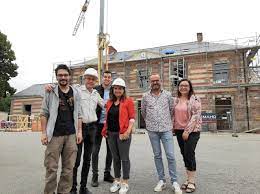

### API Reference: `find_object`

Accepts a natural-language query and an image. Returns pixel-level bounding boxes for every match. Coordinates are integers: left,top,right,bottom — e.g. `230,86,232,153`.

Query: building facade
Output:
10,34,260,132
68,33,260,132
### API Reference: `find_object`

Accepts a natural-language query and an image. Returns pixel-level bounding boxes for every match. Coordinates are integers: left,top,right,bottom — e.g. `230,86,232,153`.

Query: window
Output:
170,57,186,86
213,63,229,84
23,104,31,115
111,72,117,81
137,69,149,90
79,75,84,85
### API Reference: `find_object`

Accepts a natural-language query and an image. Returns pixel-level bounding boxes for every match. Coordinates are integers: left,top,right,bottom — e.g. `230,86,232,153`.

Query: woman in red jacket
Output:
102,78,135,194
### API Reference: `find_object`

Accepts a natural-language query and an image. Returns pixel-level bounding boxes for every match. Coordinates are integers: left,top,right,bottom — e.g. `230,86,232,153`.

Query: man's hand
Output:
76,132,83,144
41,132,48,145
182,131,189,141
45,84,54,92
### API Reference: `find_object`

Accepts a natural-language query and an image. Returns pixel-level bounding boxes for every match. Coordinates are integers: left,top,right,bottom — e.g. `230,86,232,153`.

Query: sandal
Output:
181,180,189,190
186,182,196,193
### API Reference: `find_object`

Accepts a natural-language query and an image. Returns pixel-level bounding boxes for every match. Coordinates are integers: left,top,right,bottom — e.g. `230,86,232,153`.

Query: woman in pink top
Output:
173,79,202,193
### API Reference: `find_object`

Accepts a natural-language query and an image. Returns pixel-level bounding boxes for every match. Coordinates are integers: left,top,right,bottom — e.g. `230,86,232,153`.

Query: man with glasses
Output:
91,70,114,187
44,67,103,194
71,68,104,194
41,64,83,194
141,74,182,194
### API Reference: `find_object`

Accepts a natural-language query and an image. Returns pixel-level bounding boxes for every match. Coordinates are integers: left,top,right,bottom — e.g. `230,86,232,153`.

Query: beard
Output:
151,84,160,91
59,79,69,86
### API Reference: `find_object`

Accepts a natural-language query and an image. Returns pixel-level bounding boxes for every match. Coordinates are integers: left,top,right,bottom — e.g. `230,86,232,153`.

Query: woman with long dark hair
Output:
173,79,202,193
102,78,135,194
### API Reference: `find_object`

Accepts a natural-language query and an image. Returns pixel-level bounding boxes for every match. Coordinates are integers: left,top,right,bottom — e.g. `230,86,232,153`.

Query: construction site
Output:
3,0,260,133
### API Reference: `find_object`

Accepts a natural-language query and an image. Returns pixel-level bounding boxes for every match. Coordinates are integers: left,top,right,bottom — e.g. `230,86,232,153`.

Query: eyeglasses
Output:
57,74,69,77
151,80,160,83
179,84,190,88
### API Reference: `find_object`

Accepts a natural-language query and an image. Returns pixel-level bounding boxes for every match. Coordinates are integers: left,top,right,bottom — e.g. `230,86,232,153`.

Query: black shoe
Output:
70,186,77,194
91,174,99,187
79,187,92,194
104,173,114,183
70,190,77,194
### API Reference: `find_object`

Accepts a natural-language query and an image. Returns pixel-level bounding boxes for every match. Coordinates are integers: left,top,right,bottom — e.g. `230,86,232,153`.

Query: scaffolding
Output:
165,34,260,132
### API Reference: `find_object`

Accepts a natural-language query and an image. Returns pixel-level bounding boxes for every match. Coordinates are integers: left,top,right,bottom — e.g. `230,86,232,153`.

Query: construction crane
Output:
72,0,109,83
72,0,90,36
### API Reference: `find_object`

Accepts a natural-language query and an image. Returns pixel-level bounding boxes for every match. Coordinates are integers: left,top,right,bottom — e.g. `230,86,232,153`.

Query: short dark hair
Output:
55,64,71,76
177,78,194,99
103,70,112,76
109,86,127,102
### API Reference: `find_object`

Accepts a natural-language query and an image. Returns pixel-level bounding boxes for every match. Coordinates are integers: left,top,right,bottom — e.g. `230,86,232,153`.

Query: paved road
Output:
0,132,260,194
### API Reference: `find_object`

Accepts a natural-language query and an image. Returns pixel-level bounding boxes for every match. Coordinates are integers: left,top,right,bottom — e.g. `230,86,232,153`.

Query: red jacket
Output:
102,97,135,136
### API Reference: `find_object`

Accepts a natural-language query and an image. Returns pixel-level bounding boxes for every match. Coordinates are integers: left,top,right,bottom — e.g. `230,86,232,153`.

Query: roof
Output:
70,40,259,68
13,84,47,98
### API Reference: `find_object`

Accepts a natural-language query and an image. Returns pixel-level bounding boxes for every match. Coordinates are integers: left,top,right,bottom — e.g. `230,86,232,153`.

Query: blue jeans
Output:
147,130,178,183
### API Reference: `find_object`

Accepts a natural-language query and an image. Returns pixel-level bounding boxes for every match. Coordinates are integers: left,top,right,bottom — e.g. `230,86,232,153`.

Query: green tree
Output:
0,95,11,112
0,31,18,112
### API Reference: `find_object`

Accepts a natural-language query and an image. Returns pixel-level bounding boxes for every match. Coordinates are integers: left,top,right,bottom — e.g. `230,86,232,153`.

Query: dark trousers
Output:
175,130,200,171
92,123,113,176
107,131,131,180
72,122,97,190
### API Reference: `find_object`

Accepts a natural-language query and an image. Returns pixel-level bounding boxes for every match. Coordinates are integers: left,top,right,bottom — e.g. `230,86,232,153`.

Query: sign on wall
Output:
202,112,217,123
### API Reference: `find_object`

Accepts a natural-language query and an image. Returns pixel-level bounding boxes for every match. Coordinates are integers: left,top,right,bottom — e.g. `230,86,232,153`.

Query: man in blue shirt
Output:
91,70,114,187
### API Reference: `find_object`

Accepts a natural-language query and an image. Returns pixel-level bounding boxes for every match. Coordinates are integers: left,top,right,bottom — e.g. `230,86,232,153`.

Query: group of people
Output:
40,64,201,194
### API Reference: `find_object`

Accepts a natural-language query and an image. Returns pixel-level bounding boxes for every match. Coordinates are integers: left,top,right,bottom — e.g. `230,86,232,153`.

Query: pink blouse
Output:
173,95,202,133
174,101,189,129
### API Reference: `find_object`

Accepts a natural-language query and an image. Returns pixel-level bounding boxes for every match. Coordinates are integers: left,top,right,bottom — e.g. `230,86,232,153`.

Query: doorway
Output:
215,97,232,130
137,101,146,129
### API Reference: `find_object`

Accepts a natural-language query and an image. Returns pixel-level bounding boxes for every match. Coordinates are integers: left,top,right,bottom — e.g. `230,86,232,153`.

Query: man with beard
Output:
41,64,83,194
141,74,182,194
91,70,114,187
44,68,103,194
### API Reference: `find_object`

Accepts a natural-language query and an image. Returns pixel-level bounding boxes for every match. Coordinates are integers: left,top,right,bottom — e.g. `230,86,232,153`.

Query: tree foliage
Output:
0,31,18,112
0,31,18,98
0,95,11,113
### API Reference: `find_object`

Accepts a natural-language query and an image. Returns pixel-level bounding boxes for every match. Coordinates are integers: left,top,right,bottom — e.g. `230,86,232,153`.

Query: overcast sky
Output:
0,0,260,92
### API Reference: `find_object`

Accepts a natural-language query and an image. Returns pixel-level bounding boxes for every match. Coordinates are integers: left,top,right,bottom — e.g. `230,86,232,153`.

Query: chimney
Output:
108,45,117,55
197,32,203,42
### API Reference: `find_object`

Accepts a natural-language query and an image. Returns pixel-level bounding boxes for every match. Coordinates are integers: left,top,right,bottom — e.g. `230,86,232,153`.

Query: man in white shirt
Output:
71,68,104,194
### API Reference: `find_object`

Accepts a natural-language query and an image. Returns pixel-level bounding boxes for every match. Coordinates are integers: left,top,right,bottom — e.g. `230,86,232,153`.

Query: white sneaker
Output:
172,182,182,194
119,183,129,194
110,180,121,193
154,180,166,192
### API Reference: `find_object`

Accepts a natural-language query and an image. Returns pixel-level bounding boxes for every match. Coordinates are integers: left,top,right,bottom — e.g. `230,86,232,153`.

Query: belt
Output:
83,122,96,127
